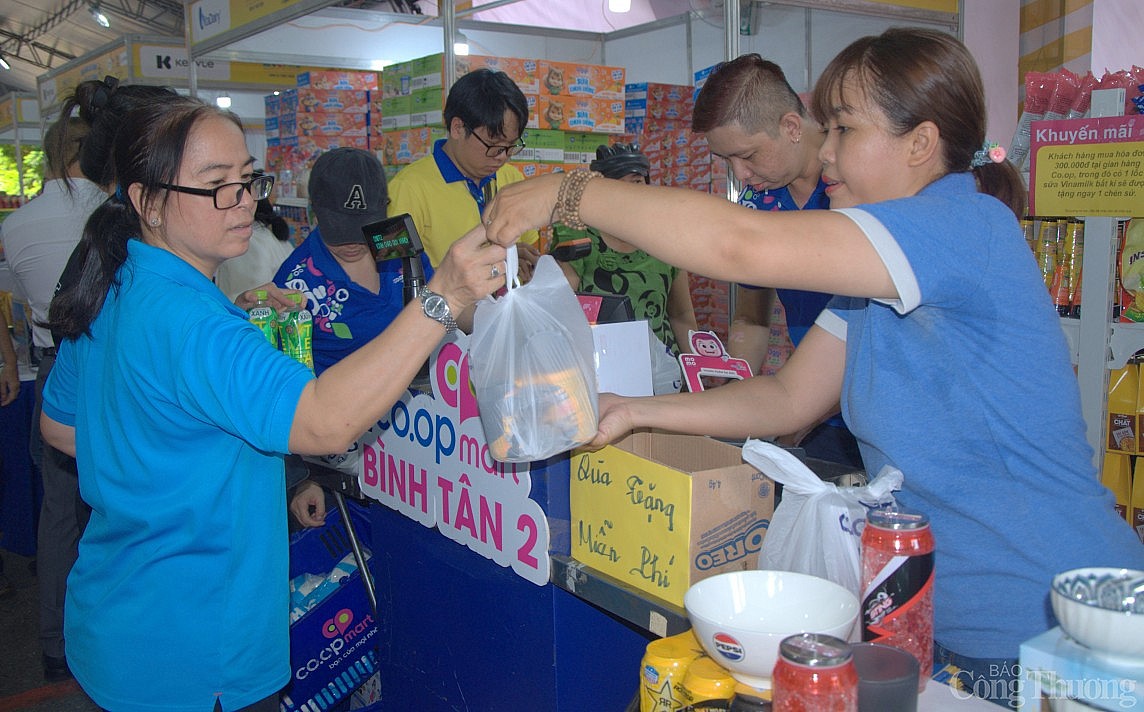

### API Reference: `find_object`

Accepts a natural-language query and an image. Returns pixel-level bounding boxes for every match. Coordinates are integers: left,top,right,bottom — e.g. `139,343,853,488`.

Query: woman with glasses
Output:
39,97,504,712
389,68,540,278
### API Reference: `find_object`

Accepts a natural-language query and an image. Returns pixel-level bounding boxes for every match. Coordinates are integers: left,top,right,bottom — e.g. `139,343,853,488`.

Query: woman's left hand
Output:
234,283,301,312
484,173,564,248
0,365,18,407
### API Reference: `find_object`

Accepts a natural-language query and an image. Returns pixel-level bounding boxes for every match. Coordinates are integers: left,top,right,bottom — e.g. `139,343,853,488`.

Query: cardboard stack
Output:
374,53,627,175
264,70,380,201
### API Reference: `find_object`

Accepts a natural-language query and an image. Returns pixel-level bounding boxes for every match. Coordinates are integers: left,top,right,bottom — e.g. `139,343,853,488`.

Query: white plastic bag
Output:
470,247,599,462
742,438,902,598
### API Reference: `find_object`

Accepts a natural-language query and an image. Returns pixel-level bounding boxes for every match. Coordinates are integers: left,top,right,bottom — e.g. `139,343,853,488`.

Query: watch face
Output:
424,293,449,319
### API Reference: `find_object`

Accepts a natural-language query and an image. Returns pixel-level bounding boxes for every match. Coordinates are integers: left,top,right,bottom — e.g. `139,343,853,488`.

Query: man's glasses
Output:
467,129,525,158
157,174,275,210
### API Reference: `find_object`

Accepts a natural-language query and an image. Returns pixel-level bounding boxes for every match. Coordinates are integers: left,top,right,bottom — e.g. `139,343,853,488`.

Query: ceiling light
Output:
91,4,111,28
608,0,632,12
453,31,470,57
215,93,232,109
0,54,10,71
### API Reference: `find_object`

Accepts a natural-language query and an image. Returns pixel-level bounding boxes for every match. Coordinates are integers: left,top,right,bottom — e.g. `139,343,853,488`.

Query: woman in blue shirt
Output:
40,97,503,712
486,28,1144,709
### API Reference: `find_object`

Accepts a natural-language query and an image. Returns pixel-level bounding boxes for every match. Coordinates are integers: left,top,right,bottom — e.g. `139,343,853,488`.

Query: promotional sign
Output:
1029,115,1144,217
314,334,551,586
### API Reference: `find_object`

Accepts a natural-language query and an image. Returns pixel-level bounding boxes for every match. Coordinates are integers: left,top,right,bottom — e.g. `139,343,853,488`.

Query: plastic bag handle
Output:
503,244,519,291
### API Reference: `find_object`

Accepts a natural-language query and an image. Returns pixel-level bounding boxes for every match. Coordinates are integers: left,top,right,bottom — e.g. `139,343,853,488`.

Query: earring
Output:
149,217,161,227
793,134,801,144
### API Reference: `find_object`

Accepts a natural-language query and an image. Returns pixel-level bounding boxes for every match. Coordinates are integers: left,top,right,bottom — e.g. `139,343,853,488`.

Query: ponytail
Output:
48,192,139,339
973,160,1027,220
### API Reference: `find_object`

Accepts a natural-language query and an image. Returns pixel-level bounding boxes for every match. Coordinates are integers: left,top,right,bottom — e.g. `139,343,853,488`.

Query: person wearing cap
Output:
274,148,437,528
550,143,697,359
388,68,540,276
275,148,432,374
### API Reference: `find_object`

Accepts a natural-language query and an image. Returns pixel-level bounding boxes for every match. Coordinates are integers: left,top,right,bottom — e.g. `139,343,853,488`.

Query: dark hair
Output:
590,143,650,182
49,98,241,339
443,69,529,139
43,116,88,183
255,196,290,242
809,28,1026,218
57,77,182,189
692,54,806,135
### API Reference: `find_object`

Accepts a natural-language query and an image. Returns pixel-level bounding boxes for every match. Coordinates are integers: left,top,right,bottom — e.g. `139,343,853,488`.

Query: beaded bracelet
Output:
554,169,602,230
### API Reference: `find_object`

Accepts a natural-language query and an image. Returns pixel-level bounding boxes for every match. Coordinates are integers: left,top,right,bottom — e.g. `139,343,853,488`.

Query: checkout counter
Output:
305,339,1001,711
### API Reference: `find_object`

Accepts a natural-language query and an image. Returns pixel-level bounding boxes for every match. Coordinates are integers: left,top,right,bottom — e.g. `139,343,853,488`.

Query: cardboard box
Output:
518,128,565,163
280,502,379,712
571,431,774,607
295,112,369,137
297,70,379,91
290,88,371,114
1018,627,1144,711
538,95,625,134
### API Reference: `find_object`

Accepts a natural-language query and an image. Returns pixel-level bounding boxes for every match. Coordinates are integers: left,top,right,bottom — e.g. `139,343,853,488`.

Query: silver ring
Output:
485,216,494,226
490,265,501,279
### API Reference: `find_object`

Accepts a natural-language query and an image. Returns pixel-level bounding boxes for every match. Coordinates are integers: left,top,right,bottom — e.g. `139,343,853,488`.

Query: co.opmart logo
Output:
323,609,354,639
322,608,374,642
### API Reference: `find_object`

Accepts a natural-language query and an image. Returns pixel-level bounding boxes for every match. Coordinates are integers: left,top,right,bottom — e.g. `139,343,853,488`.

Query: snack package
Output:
1009,71,1054,169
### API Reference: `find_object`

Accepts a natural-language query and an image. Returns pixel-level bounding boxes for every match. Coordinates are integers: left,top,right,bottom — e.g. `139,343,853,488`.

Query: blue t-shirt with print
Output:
274,226,434,375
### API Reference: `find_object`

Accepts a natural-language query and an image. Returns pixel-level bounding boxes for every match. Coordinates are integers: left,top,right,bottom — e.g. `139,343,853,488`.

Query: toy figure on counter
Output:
40,96,503,712
484,28,1144,711
550,142,698,359
692,53,860,467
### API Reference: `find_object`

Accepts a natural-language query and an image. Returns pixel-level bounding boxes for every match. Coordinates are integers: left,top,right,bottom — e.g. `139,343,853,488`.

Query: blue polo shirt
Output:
43,239,312,711
273,226,434,375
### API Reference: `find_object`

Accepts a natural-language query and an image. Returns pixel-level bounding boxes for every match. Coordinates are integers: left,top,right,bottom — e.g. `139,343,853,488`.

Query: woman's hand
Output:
0,364,19,407
585,392,637,449
234,283,300,312
426,224,508,315
289,479,327,529
483,173,564,248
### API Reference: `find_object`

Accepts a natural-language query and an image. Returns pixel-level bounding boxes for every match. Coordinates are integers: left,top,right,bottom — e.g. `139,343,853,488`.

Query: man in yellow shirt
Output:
389,68,539,272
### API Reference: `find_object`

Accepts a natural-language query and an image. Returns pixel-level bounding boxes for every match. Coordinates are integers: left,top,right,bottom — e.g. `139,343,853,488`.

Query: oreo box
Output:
280,501,379,712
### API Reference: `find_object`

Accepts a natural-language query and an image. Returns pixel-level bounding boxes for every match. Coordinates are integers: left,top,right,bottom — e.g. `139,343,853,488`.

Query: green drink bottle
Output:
248,289,278,347
279,292,314,370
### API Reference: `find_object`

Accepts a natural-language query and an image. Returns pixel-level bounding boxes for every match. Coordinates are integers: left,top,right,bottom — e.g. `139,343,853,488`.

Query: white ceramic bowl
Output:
684,570,860,689
1050,567,1144,666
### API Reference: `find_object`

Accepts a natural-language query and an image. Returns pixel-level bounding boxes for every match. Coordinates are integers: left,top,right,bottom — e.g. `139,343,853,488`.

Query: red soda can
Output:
772,633,857,712
860,507,935,692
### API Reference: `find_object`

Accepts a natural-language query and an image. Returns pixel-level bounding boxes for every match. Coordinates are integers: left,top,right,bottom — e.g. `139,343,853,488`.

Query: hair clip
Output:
90,75,121,111
971,140,1006,168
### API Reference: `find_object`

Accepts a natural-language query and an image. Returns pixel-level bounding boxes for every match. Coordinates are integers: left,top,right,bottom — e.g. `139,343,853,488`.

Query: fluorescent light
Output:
608,0,631,12
453,31,470,56
91,4,111,28
0,55,10,71
215,93,232,109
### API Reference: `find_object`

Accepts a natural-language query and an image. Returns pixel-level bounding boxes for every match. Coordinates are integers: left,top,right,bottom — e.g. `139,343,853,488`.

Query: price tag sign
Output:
1029,115,1144,217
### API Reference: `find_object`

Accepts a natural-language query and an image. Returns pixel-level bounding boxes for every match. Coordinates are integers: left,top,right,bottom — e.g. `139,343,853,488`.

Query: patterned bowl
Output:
1050,567,1144,665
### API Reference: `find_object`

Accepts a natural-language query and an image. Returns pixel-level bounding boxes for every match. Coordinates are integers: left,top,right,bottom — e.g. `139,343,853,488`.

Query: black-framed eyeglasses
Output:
467,129,525,158
157,174,275,210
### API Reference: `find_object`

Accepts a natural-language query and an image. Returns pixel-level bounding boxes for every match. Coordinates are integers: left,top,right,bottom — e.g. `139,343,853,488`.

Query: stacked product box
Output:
378,53,626,135
264,72,380,201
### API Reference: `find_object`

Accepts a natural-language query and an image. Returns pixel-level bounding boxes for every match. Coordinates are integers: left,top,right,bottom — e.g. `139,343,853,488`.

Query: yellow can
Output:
680,655,736,705
640,631,703,712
